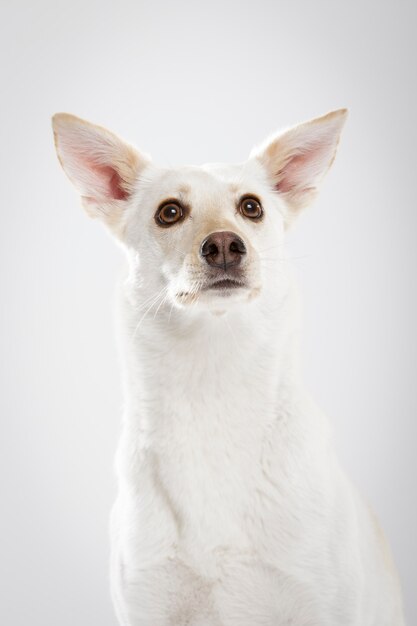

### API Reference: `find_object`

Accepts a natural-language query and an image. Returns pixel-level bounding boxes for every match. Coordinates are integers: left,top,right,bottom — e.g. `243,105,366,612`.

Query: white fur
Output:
52,111,405,625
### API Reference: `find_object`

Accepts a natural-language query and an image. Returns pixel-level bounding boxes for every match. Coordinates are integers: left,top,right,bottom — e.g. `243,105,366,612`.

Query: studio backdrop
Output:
1,1,416,624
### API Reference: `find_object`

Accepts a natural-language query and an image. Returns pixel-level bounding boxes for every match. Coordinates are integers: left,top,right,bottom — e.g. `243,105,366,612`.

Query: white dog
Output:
52,110,405,625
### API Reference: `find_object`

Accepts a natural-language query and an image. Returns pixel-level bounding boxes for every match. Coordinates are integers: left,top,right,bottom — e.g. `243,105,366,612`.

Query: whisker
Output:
168,298,176,324
134,290,165,313
153,289,170,320
170,245,188,258
190,280,202,312
131,286,169,339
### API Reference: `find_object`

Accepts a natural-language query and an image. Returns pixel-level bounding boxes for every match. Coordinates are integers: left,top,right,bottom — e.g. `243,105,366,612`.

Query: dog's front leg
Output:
111,550,223,626
109,450,223,626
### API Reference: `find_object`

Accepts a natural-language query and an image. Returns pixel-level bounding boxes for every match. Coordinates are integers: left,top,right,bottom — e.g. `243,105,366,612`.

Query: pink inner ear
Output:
276,152,312,193
91,162,129,200
106,167,129,200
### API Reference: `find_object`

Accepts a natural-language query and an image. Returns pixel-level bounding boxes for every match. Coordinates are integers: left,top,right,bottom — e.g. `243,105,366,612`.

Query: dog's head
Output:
52,110,346,313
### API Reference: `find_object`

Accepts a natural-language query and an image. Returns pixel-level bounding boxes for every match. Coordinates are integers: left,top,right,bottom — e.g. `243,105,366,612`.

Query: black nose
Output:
200,231,247,270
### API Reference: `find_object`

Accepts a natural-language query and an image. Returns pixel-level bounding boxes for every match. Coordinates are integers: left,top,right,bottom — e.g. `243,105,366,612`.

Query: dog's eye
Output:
239,197,263,220
156,202,184,226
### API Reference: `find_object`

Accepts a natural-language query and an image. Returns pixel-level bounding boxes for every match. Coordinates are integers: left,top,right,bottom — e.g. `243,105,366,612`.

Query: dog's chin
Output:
175,279,261,311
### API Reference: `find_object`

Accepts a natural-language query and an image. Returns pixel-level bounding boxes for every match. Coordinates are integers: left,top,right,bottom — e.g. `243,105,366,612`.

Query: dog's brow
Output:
169,185,191,205
178,184,191,194
156,185,191,208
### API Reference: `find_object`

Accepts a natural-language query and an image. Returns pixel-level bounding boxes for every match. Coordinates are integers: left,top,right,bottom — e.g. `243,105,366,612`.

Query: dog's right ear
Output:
52,113,151,237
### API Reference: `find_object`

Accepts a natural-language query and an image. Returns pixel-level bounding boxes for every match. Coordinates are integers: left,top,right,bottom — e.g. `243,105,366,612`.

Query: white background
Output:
1,0,416,624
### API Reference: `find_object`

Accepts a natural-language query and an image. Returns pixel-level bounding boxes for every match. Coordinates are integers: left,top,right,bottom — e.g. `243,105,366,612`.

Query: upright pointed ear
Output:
250,109,347,226
52,113,151,237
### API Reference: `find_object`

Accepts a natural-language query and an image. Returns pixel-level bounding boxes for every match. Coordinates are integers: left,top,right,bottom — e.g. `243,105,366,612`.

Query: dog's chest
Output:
120,316,329,572
127,358,318,568
151,363,278,540
118,371,337,622
115,315,360,623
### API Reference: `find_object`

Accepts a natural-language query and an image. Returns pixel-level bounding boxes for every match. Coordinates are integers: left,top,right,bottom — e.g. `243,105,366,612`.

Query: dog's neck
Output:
118,269,303,435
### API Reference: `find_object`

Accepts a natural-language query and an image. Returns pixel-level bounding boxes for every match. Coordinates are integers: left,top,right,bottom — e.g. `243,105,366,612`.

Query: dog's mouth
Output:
203,278,246,291
175,277,248,303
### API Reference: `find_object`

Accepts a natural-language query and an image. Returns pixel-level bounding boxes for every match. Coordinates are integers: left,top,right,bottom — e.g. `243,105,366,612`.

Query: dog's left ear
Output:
52,113,151,237
250,109,347,225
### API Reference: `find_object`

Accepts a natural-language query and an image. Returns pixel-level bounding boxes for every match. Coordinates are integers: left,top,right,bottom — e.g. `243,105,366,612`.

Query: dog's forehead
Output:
149,161,265,206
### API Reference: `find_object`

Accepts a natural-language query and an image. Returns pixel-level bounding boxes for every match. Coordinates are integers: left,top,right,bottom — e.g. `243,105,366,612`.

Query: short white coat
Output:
52,110,405,625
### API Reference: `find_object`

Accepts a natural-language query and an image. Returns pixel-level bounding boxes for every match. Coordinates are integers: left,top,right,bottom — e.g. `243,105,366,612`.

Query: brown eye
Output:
239,196,263,220
156,202,184,226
